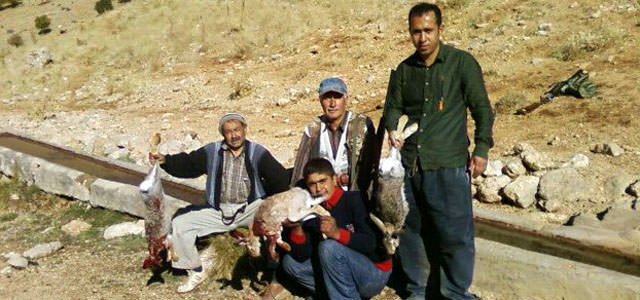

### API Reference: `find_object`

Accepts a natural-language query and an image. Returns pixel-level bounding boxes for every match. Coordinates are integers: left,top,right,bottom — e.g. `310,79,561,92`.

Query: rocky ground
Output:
1,0,639,298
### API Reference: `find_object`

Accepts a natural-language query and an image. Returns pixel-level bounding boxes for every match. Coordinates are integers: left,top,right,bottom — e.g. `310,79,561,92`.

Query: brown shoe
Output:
260,282,285,300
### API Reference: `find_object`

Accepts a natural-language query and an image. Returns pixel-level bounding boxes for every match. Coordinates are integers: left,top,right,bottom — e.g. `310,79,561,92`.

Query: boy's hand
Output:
319,216,340,240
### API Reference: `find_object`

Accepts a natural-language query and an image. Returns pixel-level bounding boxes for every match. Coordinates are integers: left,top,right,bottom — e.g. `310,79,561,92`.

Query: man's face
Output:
222,120,246,150
305,172,338,198
319,91,346,124
409,11,443,58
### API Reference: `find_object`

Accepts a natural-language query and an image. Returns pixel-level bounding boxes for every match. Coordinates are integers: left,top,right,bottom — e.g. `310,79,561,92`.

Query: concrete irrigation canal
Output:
1,131,639,299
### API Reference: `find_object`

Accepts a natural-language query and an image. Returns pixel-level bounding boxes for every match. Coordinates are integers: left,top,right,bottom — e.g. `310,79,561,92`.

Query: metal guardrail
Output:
1,131,639,277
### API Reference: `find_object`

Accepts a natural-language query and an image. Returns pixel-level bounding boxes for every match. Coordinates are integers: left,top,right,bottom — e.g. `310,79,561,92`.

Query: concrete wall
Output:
0,146,189,218
474,238,640,299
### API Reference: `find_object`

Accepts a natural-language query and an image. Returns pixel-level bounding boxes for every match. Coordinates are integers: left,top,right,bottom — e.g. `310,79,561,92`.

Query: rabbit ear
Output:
370,213,388,233
402,123,418,140
149,132,161,154
396,115,409,132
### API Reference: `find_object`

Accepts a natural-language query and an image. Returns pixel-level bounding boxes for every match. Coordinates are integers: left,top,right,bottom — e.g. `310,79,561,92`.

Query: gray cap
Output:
218,113,247,134
318,78,348,97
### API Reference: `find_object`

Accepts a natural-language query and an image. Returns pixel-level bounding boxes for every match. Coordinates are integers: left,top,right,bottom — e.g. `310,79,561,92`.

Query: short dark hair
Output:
303,158,335,179
408,2,442,27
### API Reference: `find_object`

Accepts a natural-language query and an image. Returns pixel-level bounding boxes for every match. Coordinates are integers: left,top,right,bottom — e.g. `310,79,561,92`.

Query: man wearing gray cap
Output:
290,78,377,194
259,78,378,300
150,113,289,293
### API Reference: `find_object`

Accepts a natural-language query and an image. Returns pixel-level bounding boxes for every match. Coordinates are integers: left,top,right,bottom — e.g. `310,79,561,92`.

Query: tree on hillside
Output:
95,0,113,15
7,33,23,47
35,15,52,35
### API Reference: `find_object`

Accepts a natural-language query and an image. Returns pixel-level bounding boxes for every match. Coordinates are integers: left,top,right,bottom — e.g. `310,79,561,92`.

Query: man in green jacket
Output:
383,3,494,299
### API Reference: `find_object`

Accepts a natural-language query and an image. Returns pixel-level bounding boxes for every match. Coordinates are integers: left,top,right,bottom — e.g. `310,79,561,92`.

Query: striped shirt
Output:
220,145,250,206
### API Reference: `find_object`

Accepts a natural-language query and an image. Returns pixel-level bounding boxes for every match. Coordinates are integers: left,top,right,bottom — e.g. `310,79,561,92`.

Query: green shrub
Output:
552,29,621,61
95,0,113,14
495,93,528,114
35,15,51,33
7,33,23,47
118,0,131,3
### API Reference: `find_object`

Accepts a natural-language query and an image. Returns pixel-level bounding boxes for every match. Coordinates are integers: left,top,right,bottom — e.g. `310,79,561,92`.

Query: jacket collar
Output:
322,187,344,210
320,111,351,133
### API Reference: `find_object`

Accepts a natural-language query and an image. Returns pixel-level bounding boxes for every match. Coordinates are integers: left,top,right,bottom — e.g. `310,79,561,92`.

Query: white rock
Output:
539,198,561,212
503,159,527,178
530,58,544,65
513,142,535,155
7,254,28,269
103,220,145,240
158,140,185,155
113,135,133,149
0,266,11,276
547,136,561,146
536,30,549,36
274,150,295,166
9,193,20,201
365,75,375,83
22,241,63,260
2,252,18,260
521,149,554,171
538,22,552,31
107,148,131,161
483,160,504,177
604,143,624,157
275,129,294,138
477,175,512,203
604,174,635,200
561,153,590,168
275,98,291,107
538,168,593,202
26,47,53,69
61,219,91,236
503,176,540,208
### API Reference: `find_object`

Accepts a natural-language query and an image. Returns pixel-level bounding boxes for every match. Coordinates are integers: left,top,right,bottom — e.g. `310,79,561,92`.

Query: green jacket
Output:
383,43,494,171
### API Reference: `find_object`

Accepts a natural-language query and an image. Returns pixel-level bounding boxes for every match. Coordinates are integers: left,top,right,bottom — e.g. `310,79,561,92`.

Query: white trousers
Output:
170,199,263,270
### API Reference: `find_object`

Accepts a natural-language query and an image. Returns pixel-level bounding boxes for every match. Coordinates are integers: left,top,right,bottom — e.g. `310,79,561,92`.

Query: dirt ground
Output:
1,0,639,298
0,182,504,300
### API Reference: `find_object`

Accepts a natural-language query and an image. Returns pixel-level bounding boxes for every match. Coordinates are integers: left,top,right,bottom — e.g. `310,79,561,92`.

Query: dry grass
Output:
551,28,627,61
0,0,400,101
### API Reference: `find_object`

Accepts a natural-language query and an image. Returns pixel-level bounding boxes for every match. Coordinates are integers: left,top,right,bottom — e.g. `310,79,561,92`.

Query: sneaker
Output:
177,270,206,293
259,282,285,300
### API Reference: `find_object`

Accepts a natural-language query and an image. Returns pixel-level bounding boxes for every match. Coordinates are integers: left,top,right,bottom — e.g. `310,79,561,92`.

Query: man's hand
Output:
319,216,340,240
388,130,404,149
468,155,487,178
149,153,166,165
